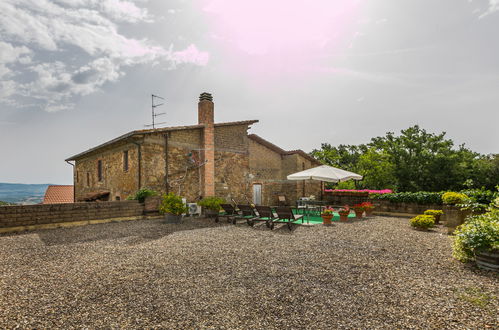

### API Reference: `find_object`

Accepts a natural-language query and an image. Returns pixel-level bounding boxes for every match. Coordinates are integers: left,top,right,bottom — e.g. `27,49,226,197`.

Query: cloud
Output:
476,0,499,18
0,0,209,112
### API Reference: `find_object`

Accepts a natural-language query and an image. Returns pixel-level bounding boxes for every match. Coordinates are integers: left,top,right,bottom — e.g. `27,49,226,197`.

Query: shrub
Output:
321,206,334,215
197,196,225,211
442,192,468,205
361,202,374,210
371,191,443,205
338,205,350,215
353,203,364,211
127,188,157,203
410,215,435,229
159,193,188,216
452,209,499,262
424,210,444,216
460,189,497,205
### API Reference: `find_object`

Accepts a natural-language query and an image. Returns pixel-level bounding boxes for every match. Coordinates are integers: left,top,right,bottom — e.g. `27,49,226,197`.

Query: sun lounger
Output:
235,204,259,226
254,205,278,228
218,203,239,223
271,206,304,230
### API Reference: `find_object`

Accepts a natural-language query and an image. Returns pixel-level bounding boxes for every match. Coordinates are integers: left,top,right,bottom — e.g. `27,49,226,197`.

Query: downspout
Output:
164,133,169,193
65,160,76,202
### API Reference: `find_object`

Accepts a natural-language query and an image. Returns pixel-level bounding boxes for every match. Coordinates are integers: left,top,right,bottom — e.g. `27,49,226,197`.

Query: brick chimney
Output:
199,93,215,197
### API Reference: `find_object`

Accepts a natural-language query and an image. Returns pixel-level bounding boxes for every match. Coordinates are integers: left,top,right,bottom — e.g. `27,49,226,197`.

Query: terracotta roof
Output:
66,120,259,161
248,134,321,165
43,185,74,204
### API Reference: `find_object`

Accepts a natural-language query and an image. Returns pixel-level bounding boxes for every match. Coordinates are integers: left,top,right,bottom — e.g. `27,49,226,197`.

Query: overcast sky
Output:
1,0,498,184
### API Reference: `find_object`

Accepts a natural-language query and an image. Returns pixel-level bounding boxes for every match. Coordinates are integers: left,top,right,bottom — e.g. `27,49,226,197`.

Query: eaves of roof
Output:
66,120,258,161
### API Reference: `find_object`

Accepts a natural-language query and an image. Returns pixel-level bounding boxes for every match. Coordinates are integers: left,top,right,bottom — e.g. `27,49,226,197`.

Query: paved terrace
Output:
0,217,497,328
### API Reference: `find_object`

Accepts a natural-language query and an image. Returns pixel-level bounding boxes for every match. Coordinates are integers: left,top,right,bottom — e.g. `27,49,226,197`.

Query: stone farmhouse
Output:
66,93,321,205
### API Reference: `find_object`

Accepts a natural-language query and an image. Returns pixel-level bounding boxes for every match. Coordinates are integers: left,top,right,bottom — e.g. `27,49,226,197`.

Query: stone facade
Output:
67,93,321,205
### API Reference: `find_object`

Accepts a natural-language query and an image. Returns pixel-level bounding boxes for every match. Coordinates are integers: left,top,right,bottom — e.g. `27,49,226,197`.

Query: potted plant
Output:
361,202,375,217
424,209,444,224
159,192,188,223
338,206,350,222
452,200,498,271
409,214,435,231
352,203,364,219
198,196,225,220
321,206,335,226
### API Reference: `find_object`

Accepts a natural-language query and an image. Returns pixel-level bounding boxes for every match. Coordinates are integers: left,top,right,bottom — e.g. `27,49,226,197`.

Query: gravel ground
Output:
0,216,497,329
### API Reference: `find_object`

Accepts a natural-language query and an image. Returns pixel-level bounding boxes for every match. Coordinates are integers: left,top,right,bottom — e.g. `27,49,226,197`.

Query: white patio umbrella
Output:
287,165,363,183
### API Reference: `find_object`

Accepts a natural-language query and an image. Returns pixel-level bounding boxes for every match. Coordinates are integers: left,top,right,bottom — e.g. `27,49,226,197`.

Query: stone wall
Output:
247,140,321,206
214,125,251,201
0,201,144,231
141,134,167,193
167,128,203,201
74,140,139,201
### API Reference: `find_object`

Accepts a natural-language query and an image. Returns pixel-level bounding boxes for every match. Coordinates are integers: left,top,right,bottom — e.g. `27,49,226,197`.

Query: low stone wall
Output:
373,200,443,217
0,201,144,232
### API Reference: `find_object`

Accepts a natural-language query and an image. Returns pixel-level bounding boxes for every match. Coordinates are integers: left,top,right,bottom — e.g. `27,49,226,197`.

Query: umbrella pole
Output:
320,181,323,201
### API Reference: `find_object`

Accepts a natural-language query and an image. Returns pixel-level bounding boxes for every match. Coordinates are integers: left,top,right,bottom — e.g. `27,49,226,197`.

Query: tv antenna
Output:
145,94,166,128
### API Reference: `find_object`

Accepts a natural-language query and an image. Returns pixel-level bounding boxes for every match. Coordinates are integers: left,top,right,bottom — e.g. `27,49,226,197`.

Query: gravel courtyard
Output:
0,216,497,329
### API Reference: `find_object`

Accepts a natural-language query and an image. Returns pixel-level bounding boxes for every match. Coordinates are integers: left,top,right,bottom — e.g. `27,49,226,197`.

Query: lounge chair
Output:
277,195,288,206
218,203,239,223
271,206,304,230
254,205,278,228
235,204,259,226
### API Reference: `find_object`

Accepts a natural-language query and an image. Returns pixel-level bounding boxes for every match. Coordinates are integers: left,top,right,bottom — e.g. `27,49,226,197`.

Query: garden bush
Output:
452,208,499,262
442,192,468,205
371,191,443,205
410,215,435,229
197,196,225,211
159,193,188,215
460,189,497,205
424,209,444,217
127,188,157,203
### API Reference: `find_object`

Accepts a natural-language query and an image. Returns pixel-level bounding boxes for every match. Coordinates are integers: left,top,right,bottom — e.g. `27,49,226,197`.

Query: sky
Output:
0,0,498,184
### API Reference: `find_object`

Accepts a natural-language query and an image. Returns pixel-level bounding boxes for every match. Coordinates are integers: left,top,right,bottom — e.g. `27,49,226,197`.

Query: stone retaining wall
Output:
0,201,144,230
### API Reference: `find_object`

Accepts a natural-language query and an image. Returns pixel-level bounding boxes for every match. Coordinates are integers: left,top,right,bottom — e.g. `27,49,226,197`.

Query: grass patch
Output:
456,287,495,308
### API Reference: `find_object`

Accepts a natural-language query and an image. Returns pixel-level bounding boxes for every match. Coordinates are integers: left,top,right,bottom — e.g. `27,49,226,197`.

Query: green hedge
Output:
460,189,498,205
371,192,444,205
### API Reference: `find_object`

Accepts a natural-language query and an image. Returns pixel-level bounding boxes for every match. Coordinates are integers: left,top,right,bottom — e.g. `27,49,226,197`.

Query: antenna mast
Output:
145,94,166,128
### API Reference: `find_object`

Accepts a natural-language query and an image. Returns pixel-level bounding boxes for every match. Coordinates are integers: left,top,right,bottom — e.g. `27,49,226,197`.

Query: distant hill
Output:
0,183,51,205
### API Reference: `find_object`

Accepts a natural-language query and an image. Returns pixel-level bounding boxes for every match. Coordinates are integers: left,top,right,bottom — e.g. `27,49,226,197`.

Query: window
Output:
97,160,103,182
86,172,90,186
123,150,129,172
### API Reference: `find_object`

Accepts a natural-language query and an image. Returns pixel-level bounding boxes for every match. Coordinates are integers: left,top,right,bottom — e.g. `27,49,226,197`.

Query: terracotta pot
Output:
354,210,364,219
322,214,333,226
339,214,349,222
365,209,374,217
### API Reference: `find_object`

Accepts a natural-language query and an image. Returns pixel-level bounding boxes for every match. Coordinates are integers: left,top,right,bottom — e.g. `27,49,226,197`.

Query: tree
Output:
356,148,397,190
311,125,498,192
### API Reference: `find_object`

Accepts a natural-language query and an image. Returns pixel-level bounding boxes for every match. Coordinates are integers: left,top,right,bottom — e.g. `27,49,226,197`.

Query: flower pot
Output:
434,214,441,225
365,209,374,217
339,214,349,222
322,214,333,226
165,214,182,224
475,249,499,272
354,210,363,219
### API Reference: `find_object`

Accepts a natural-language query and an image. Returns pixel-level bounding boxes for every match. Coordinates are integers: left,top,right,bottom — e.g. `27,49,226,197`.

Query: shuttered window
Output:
97,160,103,182
123,150,129,172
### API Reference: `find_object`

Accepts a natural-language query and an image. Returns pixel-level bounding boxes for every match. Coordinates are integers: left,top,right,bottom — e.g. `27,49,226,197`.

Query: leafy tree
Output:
311,125,498,192
356,148,397,190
